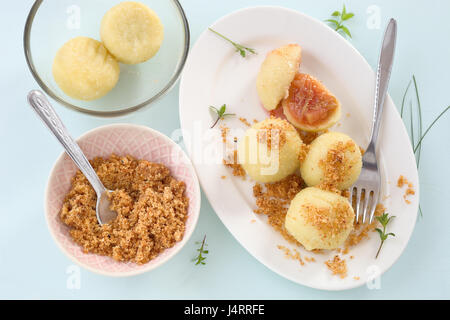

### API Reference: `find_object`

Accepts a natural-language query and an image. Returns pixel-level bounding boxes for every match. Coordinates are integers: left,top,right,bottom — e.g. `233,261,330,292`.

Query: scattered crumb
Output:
349,255,354,259
277,245,305,266
397,175,415,204
239,117,251,127
346,113,351,118
223,150,246,179
221,175,226,179
325,255,347,278
253,119,259,124
220,125,229,143
250,219,256,223
353,276,360,280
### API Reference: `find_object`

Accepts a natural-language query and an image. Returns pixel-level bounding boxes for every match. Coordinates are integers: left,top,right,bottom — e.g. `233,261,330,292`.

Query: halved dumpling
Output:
256,44,302,111
282,73,341,132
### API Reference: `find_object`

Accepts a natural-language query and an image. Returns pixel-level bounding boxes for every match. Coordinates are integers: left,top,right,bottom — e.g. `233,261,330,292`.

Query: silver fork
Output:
349,19,397,224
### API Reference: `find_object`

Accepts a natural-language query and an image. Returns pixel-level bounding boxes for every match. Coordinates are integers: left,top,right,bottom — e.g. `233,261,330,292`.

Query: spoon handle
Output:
27,90,106,195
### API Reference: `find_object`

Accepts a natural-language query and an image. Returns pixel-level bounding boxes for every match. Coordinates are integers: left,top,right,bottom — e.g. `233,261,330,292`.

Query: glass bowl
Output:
24,0,190,117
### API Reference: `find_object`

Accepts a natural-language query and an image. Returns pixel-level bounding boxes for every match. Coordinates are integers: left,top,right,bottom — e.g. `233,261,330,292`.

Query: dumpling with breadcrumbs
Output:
238,117,303,183
285,187,355,250
300,132,362,190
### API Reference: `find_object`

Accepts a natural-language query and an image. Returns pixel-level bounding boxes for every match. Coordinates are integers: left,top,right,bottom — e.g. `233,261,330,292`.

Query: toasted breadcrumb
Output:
301,200,353,241
397,175,415,204
223,150,246,178
298,143,310,163
254,175,305,245
221,175,226,179
304,256,316,263
220,125,229,143
277,245,305,266
60,155,189,265
353,276,360,280
318,140,359,190
239,117,251,127
325,255,347,278
257,117,292,150
344,204,385,249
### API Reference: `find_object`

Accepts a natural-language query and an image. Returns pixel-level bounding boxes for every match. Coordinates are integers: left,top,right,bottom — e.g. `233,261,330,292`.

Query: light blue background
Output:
1,0,449,299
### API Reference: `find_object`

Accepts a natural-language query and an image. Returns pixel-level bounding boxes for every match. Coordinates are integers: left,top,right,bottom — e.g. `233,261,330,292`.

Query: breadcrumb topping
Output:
301,200,352,241
257,117,293,150
318,140,358,190
60,155,189,264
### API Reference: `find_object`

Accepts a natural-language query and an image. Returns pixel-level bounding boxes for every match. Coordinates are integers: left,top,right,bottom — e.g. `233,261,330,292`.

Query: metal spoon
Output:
27,90,117,225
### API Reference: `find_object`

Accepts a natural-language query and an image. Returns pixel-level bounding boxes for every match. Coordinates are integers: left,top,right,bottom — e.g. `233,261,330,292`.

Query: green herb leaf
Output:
325,19,340,26
342,13,355,21
340,25,352,38
209,104,235,128
193,235,209,266
375,213,395,258
325,5,355,38
209,28,257,58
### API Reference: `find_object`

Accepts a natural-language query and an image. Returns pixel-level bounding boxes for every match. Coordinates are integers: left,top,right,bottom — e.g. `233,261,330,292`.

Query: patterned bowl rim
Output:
44,123,201,277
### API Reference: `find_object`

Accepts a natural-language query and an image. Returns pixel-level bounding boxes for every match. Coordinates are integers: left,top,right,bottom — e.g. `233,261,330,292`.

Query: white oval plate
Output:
179,6,419,290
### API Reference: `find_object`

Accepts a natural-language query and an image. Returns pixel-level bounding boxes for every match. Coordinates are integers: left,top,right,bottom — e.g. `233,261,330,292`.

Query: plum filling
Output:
284,73,338,126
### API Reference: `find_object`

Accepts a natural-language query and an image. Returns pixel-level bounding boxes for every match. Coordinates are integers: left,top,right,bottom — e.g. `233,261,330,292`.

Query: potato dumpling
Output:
285,187,355,250
300,132,362,190
100,1,164,64
282,73,341,132
238,117,303,183
52,37,120,101
256,44,302,111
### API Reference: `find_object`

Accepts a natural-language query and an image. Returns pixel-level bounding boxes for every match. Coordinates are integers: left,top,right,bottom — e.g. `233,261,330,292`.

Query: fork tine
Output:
368,190,380,223
362,190,371,224
355,188,362,222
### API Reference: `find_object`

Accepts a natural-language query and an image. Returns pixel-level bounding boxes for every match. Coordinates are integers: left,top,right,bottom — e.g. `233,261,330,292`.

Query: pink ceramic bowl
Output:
44,124,201,276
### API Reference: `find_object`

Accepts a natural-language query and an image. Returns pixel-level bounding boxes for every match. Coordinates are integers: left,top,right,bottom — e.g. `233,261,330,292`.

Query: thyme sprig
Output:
192,235,209,265
375,213,395,259
209,104,235,128
209,28,257,57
